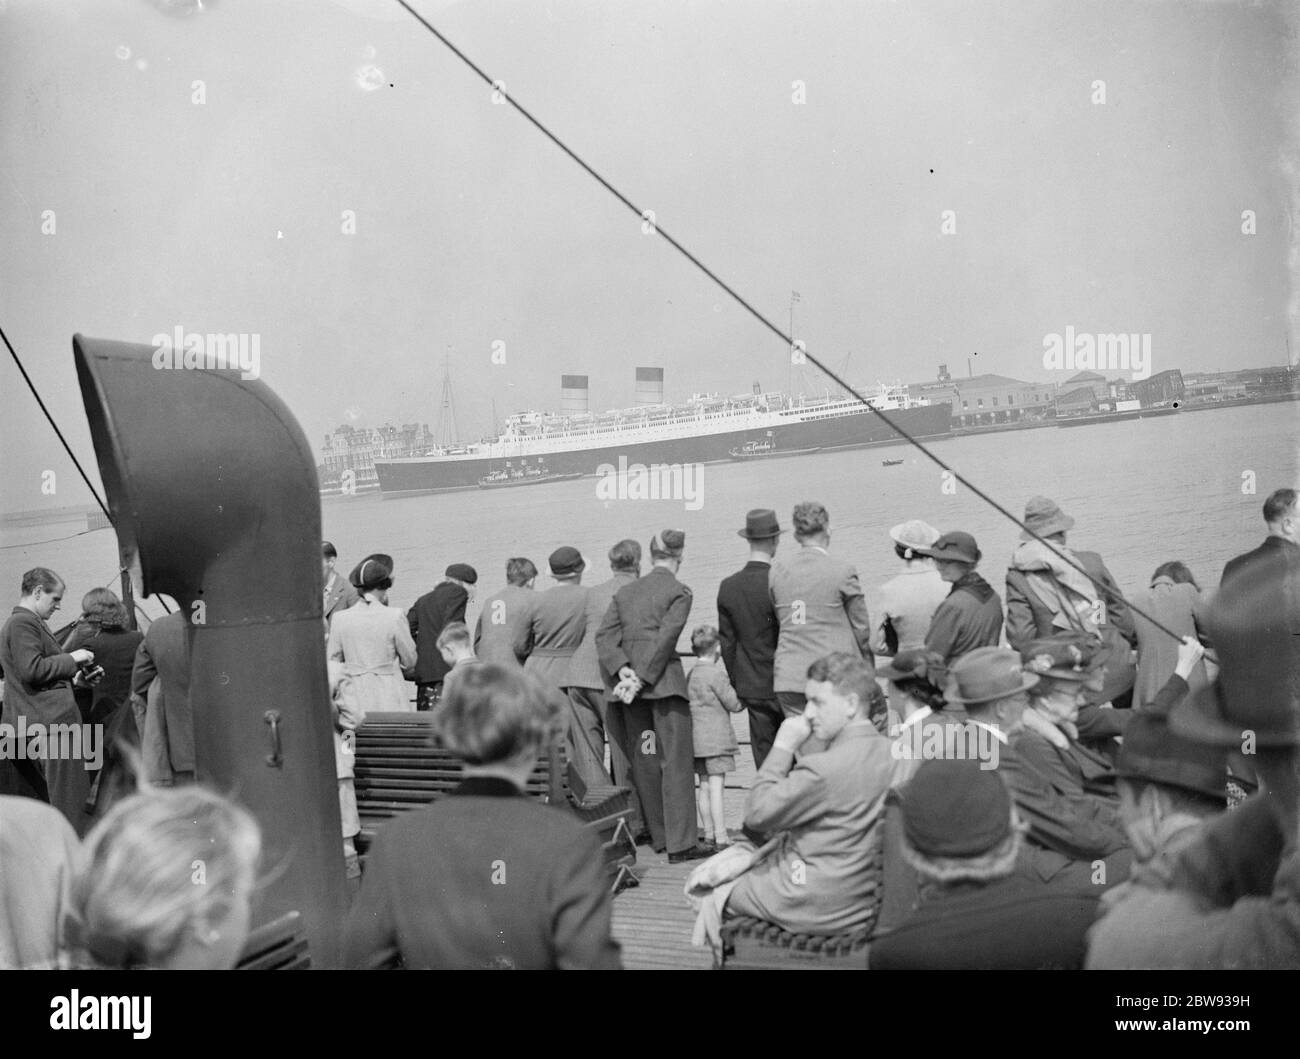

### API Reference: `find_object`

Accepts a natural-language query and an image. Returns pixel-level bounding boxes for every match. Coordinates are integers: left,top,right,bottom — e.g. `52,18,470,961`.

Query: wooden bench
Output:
236,910,311,970
353,712,638,891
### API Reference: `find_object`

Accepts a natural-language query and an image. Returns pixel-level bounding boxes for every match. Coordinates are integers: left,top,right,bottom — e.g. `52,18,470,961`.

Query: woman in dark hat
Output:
877,648,958,788
917,532,1003,664
327,554,417,714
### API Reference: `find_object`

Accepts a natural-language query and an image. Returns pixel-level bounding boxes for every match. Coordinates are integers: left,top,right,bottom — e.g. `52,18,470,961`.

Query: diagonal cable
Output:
392,1,1187,643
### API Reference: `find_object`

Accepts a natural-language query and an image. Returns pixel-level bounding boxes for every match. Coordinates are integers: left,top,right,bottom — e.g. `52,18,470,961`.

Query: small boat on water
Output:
728,434,822,461
881,458,904,466
478,468,584,489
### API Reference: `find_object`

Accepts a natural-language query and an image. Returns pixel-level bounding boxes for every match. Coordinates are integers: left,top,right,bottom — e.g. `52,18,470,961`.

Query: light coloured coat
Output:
769,545,872,694
473,584,537,668
726,721,900,934
519,582,588,691
328,599,417,714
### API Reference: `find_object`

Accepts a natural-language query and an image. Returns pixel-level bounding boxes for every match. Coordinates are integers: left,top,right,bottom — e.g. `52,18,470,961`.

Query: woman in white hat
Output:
870,520,949,657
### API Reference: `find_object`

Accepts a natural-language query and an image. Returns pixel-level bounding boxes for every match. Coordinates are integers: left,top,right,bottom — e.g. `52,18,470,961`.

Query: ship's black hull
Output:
374,403,952,495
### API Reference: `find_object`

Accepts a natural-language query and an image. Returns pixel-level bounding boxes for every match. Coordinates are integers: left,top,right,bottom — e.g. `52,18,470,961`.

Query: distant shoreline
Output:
1,504,100,529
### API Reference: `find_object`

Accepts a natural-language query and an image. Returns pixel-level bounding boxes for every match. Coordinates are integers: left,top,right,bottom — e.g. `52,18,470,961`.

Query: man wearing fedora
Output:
947,647,1131,889
409,563,478,710
519,546,606,790
769,503,873,720
870,520,949,658
1006,497,1137,740
919,532,1003,665
597,530,709,862
869,758,1102,970
717,509,783,768
1085,558,1300,968
474,557,539,668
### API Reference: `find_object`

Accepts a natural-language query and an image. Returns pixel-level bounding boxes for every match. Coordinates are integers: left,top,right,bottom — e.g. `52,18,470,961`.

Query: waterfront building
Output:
908,370,1056,428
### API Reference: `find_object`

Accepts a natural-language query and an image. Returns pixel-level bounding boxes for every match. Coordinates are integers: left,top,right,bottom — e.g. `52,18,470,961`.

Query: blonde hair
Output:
68,785,261,967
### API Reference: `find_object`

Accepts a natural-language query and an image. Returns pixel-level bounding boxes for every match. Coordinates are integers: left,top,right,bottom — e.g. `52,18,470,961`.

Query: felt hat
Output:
1020,496,1075,541
1116,706,1228,803
1170,558,1300,748
1020,633,1106,684
738,509,782,540
944,646,1040,705
548,546,586,577
902,758,1012,857
444,563,478,585
349,553,393,590
919,531,981,565
876,648,948,693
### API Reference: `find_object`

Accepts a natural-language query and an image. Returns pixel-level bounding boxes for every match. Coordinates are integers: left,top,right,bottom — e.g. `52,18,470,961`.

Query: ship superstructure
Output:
373,369,951,495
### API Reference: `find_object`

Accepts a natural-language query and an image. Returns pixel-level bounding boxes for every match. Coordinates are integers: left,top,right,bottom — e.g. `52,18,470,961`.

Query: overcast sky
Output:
2,0,1296,511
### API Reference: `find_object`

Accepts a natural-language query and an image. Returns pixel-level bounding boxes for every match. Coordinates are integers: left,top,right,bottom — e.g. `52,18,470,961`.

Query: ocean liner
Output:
372,368,951,496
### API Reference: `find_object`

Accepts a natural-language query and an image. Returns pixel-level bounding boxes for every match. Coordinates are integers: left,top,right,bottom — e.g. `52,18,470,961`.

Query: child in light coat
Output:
687,626,745,851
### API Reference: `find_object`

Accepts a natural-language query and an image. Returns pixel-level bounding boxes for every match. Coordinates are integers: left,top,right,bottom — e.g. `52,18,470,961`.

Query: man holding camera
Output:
0,567,103,836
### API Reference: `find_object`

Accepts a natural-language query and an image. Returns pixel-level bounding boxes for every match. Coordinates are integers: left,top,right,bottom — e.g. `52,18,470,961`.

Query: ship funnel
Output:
635,366,664,406
72,334,348,967
560,374,589,415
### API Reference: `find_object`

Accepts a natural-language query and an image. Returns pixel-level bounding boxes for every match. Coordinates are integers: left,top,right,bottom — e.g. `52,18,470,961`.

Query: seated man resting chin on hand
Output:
692,653,902,939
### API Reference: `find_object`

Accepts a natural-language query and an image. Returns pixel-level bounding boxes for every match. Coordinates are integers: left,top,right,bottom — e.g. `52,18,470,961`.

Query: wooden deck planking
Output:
611,713,756,970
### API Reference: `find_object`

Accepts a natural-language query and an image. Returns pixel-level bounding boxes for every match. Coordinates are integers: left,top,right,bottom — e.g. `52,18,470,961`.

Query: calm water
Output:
4,402,1296,637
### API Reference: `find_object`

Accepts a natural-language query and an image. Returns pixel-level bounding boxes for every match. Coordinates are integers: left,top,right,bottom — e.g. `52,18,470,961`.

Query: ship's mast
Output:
437,353,460,447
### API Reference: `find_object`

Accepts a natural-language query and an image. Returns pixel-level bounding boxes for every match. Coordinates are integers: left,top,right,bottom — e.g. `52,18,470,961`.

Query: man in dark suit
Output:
322,541,359,634
0,568,102,835
717,509,783,767
409,563,477,710
1222,487,1300,588
597,529,709,863
1216,487,1300,797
